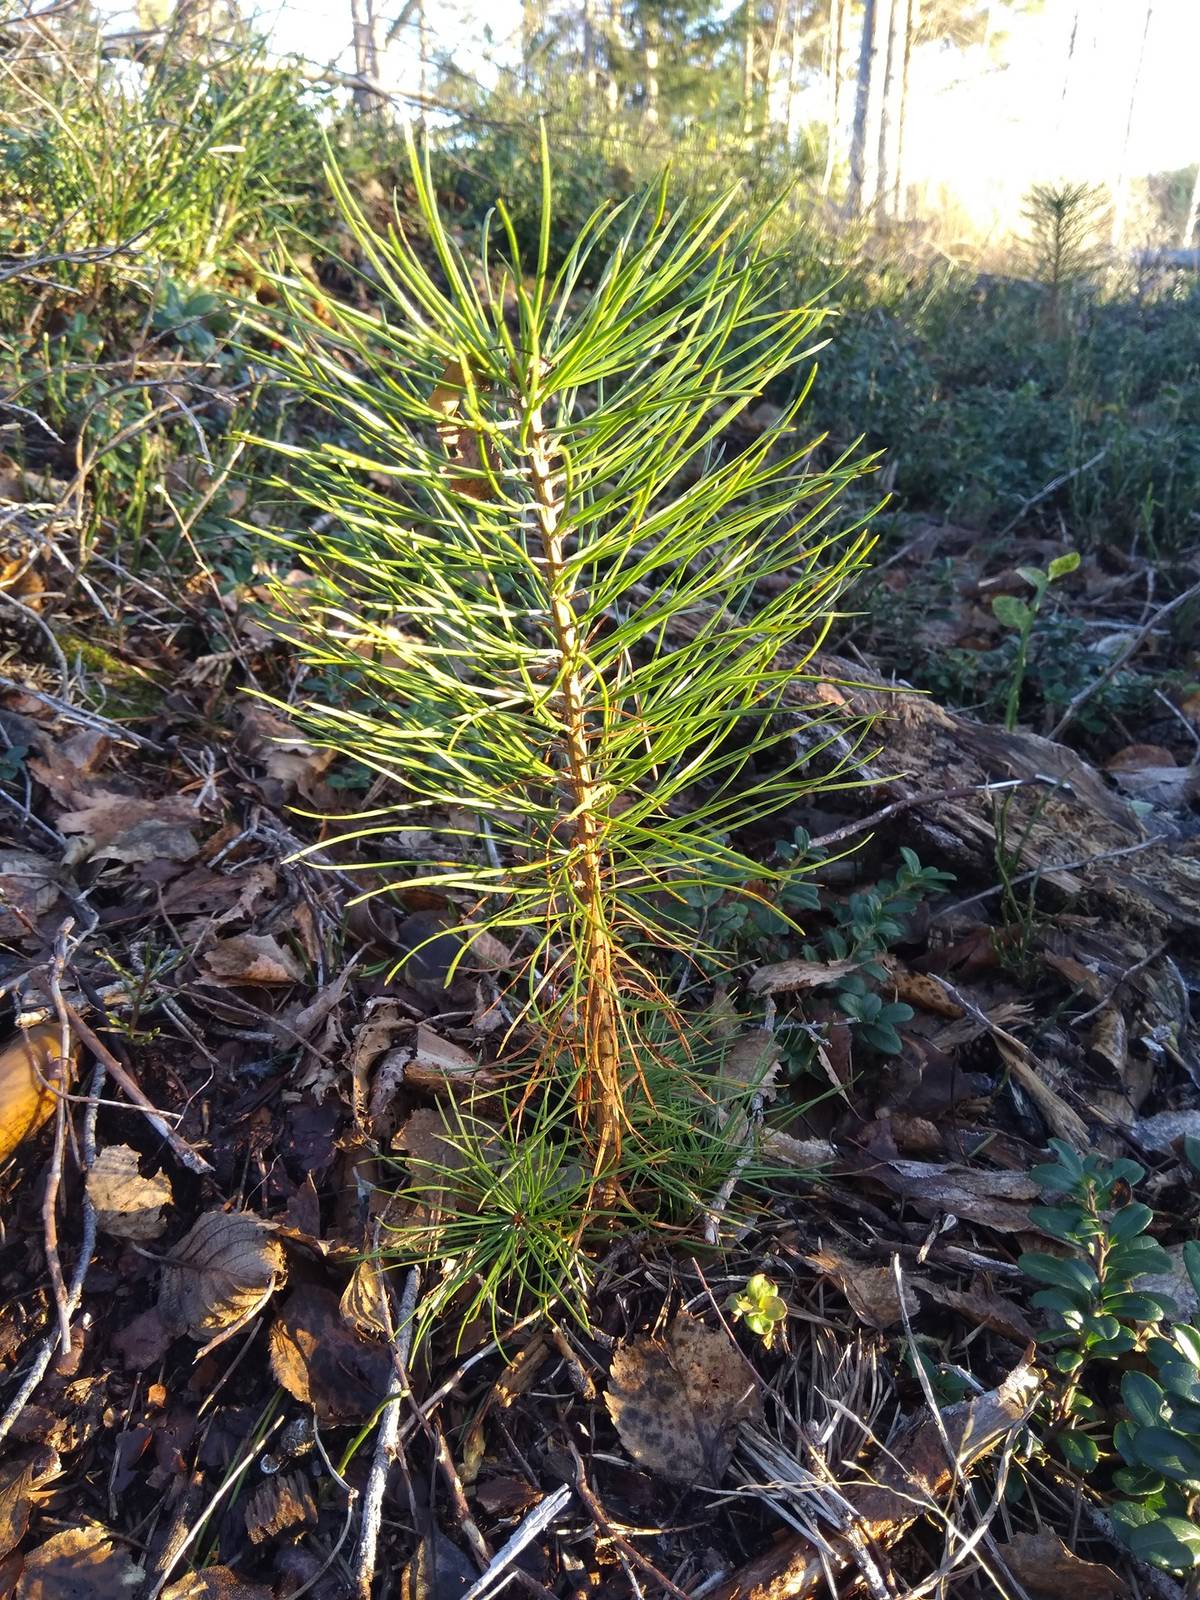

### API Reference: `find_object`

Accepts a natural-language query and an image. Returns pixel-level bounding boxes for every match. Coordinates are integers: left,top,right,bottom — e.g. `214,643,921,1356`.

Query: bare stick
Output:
806,777,1048,854
0,1057,104,1447
43,925,77,1352
61,1001,212,1174
933,833,1166,923
460,1485,573,1600
1049,573,1200,742
354,1265,420,1600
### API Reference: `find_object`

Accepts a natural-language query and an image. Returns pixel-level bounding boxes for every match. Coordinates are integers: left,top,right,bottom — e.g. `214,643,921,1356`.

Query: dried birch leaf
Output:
201,934,305,986
86,1145,172,1240
995,1532,1127,1598
807,1247,918,1330
16,1525,142,1597
269,1285,392,1424
605,1312,761,1486
749,957,858,995
162,1570,273,1600
158,1210,284,1345
0,848,62,936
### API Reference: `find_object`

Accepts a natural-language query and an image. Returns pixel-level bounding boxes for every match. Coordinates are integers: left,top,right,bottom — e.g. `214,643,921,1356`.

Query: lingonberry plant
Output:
258,132,878,1325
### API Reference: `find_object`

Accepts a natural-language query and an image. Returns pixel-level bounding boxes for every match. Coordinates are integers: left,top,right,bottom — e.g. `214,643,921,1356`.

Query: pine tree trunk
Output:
874,0,899,218
1111,1,1153,248
742,0,757,140
820,0,845,192
349,0,382,112
763,0,788,133
892,0,915,219
1182,161,1200,249
643,15,660,124
847,0,877,212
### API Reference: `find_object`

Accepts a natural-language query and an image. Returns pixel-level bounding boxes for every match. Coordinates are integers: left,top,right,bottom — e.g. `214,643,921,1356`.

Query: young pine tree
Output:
259,135,878,1317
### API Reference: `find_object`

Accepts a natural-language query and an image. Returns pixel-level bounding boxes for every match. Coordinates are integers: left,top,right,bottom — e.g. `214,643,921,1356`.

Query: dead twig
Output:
61,1000,212,1174
42,922,77,1353
566,1439,694,1600
354,1264,419,1600
1049,572,1200,741
0,1056,104,1448
460,1485,573,1600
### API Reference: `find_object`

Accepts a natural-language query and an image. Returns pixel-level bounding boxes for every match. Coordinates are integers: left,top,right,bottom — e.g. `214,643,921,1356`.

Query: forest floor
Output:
0,424,1195,1600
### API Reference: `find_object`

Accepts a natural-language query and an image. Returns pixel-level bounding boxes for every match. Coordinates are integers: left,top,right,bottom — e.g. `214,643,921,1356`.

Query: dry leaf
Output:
161,1569,273,1600
748,957,858,995
0,849,62,936
158,1210,284,1347
807,1247,918,1330
245,1471,317,1544
201,934,304,986
1133,1108,1200,1153
86,1145,172,1239
717,1031,781,1099
340,1259,391,1339
0,1023,75,1165
996,1532,1127,1598
605,1312,761,1486
269,1285,393,1424
58,790,200,866
235,704,334,801
880,958,965,1018
16,1525,142,1597
874,1159,1040,1233
405,1024,482,1090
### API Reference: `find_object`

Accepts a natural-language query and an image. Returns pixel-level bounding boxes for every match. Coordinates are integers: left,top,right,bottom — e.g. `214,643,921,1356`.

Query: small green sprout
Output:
729,1273,789,1349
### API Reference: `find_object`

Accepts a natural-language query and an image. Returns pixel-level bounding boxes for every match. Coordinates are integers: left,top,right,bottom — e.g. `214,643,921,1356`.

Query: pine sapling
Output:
255,132,880,1319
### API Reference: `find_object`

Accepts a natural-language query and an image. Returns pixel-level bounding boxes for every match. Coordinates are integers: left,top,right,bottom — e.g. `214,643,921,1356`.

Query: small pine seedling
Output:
256,131,879,1328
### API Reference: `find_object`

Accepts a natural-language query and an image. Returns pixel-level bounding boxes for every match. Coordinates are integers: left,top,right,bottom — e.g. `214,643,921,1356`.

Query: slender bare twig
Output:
0,588,70,698
42,922,77,1352
0,1057,104,1447
933,833,1166,922
995,446,1108,540
354,1265,419,1599
61,1000,212,1173
1049,572,1200,741
1071,941,1167,1030
460,1485,573,1600
806,776,1050,854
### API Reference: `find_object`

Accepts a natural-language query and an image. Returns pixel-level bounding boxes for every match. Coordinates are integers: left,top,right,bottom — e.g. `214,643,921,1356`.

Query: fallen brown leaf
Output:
201,933,304,986
0,849,62,936
161,1568,273,1600
807,1247,918,1330
605,1312,761,1486
15,1525,142,1597
86,1145,172,1240
996,1531,1127,1598
748,957,858,995
269,1285,393,1424
58,789,200,866
158,1210,284,1348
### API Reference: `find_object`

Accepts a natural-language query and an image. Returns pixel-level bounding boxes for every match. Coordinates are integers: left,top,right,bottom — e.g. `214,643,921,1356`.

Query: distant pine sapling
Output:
258,132,879,1314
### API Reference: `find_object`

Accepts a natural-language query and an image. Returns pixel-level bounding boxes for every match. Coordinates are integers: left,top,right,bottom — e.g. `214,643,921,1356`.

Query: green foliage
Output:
729,1272,789,1348
1021,1142,1200,1574
991,551,1080,730
0,31,325,284
795,846,954,1058
258,132,877,1323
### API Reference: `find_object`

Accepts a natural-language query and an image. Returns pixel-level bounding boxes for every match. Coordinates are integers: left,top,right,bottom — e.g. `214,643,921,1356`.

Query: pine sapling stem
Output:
527,401,622,1179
